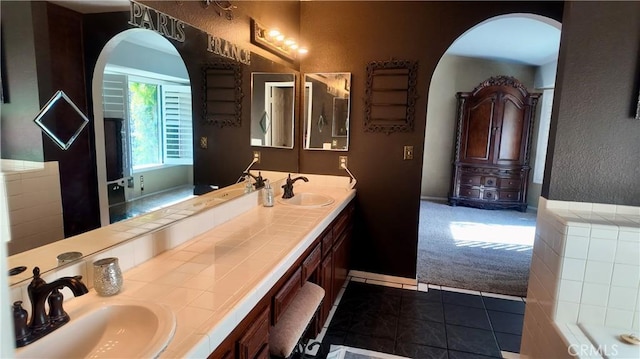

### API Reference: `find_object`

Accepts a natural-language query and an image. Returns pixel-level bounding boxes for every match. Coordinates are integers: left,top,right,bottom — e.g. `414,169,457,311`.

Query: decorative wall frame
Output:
33,90,89,150
364,59,418,134
202,60,243,127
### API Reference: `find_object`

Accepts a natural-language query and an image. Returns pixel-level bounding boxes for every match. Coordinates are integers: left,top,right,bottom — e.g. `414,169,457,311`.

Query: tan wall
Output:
421,55,538,205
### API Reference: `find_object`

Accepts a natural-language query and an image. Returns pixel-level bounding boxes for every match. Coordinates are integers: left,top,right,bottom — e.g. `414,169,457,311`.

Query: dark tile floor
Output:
319,281,525,359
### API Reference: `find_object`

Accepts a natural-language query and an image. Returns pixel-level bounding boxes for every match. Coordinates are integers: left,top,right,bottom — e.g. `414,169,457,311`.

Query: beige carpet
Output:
417,200,537,297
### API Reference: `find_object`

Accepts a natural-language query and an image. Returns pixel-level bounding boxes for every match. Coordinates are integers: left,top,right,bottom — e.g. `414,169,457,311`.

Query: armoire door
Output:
460,94,497,164
493,89,528,166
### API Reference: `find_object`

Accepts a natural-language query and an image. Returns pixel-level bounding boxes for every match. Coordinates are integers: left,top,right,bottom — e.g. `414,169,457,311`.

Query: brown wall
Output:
141,1,301,186
543,1,640,206
299,1,563,278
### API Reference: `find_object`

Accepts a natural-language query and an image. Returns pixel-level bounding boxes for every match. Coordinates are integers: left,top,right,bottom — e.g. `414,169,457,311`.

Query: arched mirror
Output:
303,73,351,151
250,72,296,149
93,29,194,225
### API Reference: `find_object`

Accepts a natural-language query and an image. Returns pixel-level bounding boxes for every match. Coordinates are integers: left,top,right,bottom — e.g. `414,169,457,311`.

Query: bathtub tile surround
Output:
1,160,64,254
521,197,640,358
8,173,354,357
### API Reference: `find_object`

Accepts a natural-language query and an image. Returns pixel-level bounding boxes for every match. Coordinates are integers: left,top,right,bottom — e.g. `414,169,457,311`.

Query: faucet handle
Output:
48,288,69,323
13,301,30,344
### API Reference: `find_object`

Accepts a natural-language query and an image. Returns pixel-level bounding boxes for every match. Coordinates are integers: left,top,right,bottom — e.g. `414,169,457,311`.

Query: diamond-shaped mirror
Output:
33,90,89,150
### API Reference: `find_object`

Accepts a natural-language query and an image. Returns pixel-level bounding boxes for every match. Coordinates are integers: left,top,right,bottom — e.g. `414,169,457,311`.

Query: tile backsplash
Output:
521,197,640,358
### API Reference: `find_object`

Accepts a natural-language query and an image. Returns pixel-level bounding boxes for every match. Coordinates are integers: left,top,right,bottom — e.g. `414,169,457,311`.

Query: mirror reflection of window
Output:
250,73,295,149
303,73,351,151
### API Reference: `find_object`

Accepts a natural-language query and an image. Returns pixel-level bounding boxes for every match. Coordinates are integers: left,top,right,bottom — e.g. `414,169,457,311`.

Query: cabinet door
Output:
460,95,496,164
332,232,350,303
237,309,269,359
494,91,528,165
318,253,333,329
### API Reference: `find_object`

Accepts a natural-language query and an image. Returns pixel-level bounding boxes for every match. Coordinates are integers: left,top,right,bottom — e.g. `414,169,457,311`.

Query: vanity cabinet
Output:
208,200,354,359
449,76,539,212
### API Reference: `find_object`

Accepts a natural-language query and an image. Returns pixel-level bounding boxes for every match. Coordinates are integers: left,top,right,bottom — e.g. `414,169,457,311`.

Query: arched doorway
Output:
418,14,561,297
92,29,193,226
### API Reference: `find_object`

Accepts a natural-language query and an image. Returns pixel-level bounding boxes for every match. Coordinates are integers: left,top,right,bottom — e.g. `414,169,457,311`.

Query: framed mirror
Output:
250,72,296,149
303,73,351,151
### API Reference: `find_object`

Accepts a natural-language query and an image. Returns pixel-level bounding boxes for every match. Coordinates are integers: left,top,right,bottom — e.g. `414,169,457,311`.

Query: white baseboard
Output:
348,270,417,286
420,196,448,203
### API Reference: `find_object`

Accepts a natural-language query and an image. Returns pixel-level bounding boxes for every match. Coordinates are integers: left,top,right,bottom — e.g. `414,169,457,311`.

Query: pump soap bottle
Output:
263,180,274,207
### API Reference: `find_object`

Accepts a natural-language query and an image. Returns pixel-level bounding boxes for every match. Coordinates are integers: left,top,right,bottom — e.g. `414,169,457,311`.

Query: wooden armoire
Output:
448,76,540,212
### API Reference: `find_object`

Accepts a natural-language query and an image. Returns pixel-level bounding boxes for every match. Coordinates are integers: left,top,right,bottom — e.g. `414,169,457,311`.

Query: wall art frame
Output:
364,59,418,134
202,60,243,127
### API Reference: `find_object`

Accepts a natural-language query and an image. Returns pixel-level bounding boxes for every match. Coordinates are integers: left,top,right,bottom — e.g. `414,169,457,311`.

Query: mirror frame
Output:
302,72,351,151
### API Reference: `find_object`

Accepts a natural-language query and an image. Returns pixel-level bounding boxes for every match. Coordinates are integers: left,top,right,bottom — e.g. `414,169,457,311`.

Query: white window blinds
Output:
161,85,193,164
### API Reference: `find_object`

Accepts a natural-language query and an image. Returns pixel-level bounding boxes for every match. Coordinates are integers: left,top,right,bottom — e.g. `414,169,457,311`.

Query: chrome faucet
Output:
243,171,266,189
281,174,309,199
13,267,88,347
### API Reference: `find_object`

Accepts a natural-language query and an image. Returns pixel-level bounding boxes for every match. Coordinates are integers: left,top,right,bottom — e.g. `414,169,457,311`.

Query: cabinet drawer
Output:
321,229,333,257
482,190,497,201
302,244,321,282
237,309,269,359
333,209,351,238
499,178,521,189
460,175,481,186
458,187,480,199
272,267,301,325
498,190,521,202
482,176,497,187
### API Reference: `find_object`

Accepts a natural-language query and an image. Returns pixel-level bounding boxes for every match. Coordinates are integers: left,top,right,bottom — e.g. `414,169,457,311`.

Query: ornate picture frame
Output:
364,59,418,134
202,60,243,127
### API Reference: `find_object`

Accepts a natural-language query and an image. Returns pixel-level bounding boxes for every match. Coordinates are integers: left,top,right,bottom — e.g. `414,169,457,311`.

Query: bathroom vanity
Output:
9,173,355,358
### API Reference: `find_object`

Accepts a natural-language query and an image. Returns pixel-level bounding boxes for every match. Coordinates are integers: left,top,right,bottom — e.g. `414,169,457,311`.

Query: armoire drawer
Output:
499,178,521,189
498,190,521,202
458,187,480,199
482,190,497,201
460,175,481,186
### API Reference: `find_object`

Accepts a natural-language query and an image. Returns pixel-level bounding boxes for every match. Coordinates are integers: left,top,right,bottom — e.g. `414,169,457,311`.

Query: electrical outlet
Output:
403,146,414,160
253,151,261,164
339,156,348,169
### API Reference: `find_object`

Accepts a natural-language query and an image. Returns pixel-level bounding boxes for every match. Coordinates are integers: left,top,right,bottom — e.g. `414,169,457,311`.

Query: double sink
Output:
15,189,337,358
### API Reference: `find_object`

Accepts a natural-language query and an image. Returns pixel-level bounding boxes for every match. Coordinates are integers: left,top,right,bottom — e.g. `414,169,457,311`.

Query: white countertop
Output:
109,183,356,357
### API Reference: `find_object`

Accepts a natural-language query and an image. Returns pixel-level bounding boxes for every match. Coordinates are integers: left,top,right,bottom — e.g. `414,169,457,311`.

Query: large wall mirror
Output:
250,73,296,149
303,73,351,151
1,0,297,285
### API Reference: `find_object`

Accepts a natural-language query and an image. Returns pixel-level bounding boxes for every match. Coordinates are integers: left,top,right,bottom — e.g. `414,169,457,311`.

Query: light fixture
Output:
250,18,308,62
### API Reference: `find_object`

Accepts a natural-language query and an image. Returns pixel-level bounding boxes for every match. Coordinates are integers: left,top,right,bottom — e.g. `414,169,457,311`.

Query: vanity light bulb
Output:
290,43,299,50
275,34,285,42
268,29,281,38
284,38,295,46
298,47,309,55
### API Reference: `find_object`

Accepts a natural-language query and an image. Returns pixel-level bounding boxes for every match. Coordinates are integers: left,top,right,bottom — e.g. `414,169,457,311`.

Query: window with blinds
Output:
161,85,193,164
102,71,193,172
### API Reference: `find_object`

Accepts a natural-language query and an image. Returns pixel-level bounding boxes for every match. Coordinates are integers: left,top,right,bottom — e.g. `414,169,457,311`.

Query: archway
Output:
92,29,193,226
417,14,561,296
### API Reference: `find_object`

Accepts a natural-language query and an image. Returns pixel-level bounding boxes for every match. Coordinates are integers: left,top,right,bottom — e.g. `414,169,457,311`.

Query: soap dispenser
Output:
263,180,274,207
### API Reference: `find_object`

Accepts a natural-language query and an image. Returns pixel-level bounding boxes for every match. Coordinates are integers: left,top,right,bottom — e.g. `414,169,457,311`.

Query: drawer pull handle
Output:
487,180,494,185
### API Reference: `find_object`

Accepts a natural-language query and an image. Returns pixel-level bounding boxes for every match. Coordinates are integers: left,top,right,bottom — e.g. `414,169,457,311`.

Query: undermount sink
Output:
277,192,335,208
15,298,176,359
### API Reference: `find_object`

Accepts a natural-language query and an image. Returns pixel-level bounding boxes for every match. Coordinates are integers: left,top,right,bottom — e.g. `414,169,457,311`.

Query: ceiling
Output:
447,16,561,66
